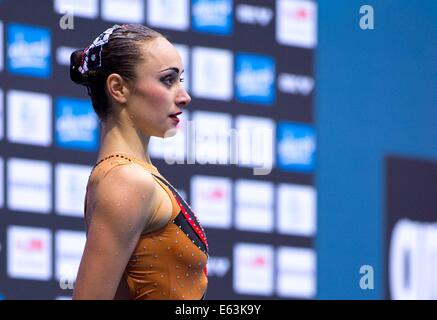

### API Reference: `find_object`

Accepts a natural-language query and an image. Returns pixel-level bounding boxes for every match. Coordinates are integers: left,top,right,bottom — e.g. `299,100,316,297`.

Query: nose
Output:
176,87,191,108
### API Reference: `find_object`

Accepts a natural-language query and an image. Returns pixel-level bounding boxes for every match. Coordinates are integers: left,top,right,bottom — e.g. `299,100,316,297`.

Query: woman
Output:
70,24,208,300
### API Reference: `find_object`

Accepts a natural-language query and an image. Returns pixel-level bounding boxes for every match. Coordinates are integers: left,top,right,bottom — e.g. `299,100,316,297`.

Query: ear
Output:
106,73,130,104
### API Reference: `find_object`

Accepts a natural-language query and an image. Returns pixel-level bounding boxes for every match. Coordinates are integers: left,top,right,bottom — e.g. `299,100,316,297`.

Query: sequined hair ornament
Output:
78,24,124,75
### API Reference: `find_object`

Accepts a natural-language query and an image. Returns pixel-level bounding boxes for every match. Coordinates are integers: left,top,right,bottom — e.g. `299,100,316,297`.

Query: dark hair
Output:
70,24,163,121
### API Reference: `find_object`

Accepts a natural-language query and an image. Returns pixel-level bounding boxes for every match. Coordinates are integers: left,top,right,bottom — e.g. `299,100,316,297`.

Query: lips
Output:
169,111,182,117
169,111,182,121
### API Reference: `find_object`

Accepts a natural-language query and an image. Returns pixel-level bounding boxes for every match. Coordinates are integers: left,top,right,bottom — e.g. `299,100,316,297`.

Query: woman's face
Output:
125,37,191,138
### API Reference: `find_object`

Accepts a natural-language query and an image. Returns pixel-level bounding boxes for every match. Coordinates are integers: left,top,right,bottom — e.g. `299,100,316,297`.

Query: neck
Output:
97,115,153,165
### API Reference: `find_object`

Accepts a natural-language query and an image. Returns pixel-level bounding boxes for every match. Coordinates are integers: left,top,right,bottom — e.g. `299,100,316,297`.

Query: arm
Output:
72,164,158,299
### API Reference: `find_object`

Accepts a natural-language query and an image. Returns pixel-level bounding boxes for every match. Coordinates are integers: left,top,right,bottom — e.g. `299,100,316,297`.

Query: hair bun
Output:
70,49,88,85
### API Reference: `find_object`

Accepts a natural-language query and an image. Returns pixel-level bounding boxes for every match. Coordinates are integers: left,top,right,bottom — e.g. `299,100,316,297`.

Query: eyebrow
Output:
159,67,184,74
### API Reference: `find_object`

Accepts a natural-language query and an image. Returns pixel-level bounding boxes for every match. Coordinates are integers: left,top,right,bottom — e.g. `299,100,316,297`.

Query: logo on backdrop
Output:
55,97,99,151
236,4,273,26
7,226,52,280
278,73,314,96
7,23,51,78
276,122,316,172
147,0,189,31
275,0,317,48
7,90,52,147
235,53,276,105
192,0,233,35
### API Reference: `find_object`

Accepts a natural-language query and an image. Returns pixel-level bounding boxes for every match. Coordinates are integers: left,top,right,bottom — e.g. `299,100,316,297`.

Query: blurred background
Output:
0,0,435,300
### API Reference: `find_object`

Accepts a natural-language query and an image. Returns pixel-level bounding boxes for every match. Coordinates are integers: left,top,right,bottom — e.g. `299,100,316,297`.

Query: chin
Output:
151,127,178,139
162,127,178,138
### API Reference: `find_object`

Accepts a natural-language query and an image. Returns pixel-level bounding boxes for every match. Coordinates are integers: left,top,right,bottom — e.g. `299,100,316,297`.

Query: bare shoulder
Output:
89,162,158,235
73,163,158,299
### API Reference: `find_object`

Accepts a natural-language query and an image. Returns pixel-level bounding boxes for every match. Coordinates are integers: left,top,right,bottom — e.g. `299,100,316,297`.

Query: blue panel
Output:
7,23,51,78
55,97,99,152
316,0,437,299
192,0,233,35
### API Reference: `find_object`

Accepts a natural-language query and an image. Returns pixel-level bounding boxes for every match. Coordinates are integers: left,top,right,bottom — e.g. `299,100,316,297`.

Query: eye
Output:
161,75,176,87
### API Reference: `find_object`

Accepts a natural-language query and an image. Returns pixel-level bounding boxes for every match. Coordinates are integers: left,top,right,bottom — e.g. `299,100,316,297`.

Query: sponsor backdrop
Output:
0,0,317,299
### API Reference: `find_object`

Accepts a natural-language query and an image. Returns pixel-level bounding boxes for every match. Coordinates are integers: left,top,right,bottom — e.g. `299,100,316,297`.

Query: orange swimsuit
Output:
84,153,209,299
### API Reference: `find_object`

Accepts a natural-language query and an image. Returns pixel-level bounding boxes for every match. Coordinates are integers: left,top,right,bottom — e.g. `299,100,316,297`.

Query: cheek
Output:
129,83,174,136
134,83,171,110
